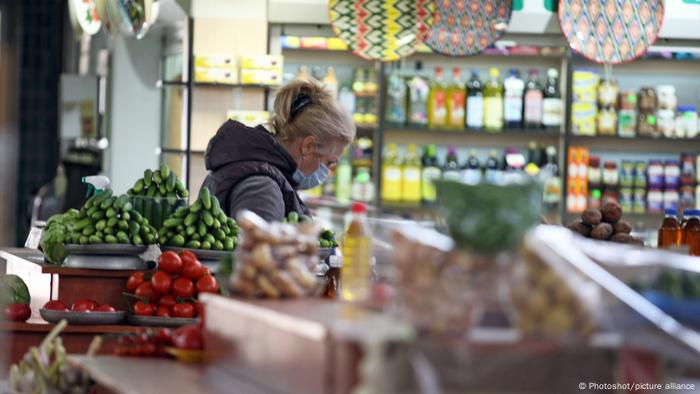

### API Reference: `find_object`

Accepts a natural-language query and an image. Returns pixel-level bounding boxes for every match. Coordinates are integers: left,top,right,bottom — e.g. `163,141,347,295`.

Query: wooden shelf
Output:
1,322,139,334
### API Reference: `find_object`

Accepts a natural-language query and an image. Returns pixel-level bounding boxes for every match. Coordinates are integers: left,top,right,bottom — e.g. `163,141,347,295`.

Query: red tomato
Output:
133,301,155,316
154,328,173,345
196,275,220,294
128,344,143,357
135,282,159,303
141,342,156,357
4,303,31,322
172,324,203,350
172,302,195,318
95,304,117,312
158,294,176,308
179,250,198,266
172,277,195,298
126,272,146,293
71,299,98,312
182,259,205,280
150,271,172,295
117,335,133,346
43,300,68,311
155,305,171,318
158,251,183,274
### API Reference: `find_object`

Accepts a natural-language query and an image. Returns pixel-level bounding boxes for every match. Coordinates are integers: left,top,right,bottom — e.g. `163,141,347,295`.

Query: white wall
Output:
107,33,161,194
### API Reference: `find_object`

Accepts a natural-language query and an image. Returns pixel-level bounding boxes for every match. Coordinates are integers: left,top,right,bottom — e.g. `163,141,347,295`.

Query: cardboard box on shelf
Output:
240,68,281,86
195,54,238,70
239,54,283,70
194,67,238,84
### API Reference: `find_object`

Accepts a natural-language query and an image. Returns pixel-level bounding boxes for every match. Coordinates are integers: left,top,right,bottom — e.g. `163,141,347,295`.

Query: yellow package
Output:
571,103,597,136
194,54,237,70
239,69,281,86
226,110,270,126
239,54,283,70
194,67,238,84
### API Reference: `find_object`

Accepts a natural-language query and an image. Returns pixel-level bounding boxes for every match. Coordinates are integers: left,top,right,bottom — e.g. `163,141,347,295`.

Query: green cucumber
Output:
222,226,231,235
88,235,103,244
117,231,130,244
186,240,201,249
106,207,117,218
95,220,107,231
82,225,95,236
202,211,214,227
154,170,163,184
122,212,131,222
122,201,133,212
153,202,162,229
103,227,114,236
212,240,223,251
132,179,144,193
191,233,201,242
77,209,87,220
90,210,105,221
176,180,189,198
217,212,228,224
174,206,188,218
190,200,202,213
163,218,183,228
166,171,176,192
198,223,207,237
144,234,156,245
160,163,170,178
210,196,221,214
107,217,119,228
132,210,143,223
118,220,129,230
169,234,185,247
130,222,141,237
100,196,116,210
86,206,99,218
213,229,226,241
200,241,211,250
287,212,299,224
185,226,196,236
158,184,167,196
223,237,235,251
143,169,153,186
71,233,81,244
211,219,221,229
79,235,90,245
176,225,185,234
105,235,118,244
227,218,236,227
199,187,212,210
83,194,98,209
143,200,152,224
146,184,157,197
114,195,128,210
204,234,215,245
159,236,168,245
92,189,113,207
184,213,198,226
131,235,143,245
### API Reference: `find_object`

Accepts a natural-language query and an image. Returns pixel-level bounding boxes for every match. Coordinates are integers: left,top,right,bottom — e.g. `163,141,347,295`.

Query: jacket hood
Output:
204,120,298,182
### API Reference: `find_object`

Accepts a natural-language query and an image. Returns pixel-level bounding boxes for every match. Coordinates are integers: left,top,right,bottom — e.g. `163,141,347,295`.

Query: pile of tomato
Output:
125,250,219,318
114,325,203,357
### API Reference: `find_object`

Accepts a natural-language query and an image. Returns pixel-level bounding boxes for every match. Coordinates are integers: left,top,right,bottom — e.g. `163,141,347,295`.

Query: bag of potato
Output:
230,210,322,298
512,226,604,343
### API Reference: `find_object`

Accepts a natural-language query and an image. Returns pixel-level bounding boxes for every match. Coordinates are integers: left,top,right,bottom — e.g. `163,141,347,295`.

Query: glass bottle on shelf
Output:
407,62,429,127
296,65,310,82
541,145,561,210
428,67,449,129
466,69,484,130
523,69,543,128
322,66,339,99
421,144,442,203
335,150,353,204
524,141,542,176
484,68,504,132
351,167,374,203
363,69,379,128
443,146,461,181
352,69,367,126
401,144,422,204
385,64,407,125
447,67,466,129
542,68,562,131
658,208,680,248
461,149,482,184
504,69,524,129
381,143,402,203
484,150,504,184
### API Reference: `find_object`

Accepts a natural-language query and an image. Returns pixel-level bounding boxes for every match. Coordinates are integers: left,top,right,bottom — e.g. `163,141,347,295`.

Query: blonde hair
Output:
269,79,355,151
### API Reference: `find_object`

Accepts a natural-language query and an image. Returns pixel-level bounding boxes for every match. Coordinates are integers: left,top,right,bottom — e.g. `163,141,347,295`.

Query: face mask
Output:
293,153,330,190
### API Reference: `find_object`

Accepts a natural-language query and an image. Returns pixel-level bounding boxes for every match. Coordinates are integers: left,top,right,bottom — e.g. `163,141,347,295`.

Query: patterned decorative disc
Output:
329,0,434,61
425,0,513,57
558,0,664,64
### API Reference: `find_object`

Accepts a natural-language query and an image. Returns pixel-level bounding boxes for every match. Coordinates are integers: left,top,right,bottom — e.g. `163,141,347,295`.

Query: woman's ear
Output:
301,136,316,155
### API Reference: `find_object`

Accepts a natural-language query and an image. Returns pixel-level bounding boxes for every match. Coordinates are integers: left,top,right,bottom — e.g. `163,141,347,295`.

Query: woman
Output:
201,80,355,222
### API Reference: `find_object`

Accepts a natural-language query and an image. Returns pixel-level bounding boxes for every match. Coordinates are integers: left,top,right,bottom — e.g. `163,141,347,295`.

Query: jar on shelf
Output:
633,188,646,214
597,79,618,108
664,160,680,190
619,187,633,213
620,161,635,188
657,85,677,110
602,161,619,187
638,87,657,112
657,109,676,138
634,161,647,188
597,106,617,136
618,92,637,138
647,160,664,189
681,153,696,186
663,189,679,211
638,112,659,137
588,156,602,186
677,106,698,139
647,188,663,213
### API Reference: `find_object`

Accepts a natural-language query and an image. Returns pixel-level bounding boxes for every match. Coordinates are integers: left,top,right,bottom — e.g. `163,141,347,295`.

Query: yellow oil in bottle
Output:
340,203,372,302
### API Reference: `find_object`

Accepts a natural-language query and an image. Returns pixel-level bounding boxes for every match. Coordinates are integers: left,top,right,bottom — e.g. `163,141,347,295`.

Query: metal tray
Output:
64,254,149,270
64,244,149,256
40,309,126,325
161,246,233,262
127,315,198,327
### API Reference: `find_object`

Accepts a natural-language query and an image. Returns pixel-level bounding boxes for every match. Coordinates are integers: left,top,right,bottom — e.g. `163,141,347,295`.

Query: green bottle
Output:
421,145,442,203
484,68,504,132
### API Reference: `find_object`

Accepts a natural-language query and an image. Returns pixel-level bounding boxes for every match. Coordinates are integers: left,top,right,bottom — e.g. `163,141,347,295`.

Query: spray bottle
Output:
82,175,111,198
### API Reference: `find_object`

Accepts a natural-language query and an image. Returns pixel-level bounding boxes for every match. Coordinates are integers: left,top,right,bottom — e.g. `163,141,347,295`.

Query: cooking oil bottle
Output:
658,208,680,248
682,209,700,255
341,202,372,302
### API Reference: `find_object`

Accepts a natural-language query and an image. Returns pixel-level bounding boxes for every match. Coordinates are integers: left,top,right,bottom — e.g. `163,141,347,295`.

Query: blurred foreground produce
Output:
230,210,320,298
7,320,100,394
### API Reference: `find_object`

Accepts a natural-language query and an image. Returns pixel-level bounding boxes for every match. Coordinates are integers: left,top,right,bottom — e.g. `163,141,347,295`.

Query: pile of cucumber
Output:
283,212,338,248
127,164,189,229
69,190,158,245
159,187,238,251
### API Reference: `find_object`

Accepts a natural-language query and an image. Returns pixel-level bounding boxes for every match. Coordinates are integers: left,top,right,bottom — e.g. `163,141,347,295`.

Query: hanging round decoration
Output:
425,0,513,57
558,0,664,64
329,0,434,61
68,0,102,36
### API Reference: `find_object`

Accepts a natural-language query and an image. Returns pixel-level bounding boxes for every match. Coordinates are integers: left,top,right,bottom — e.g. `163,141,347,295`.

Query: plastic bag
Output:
229,210,321,298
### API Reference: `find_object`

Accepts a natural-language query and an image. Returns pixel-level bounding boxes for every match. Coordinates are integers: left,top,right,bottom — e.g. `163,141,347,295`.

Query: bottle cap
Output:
665,208,678,216
351,202,367,214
